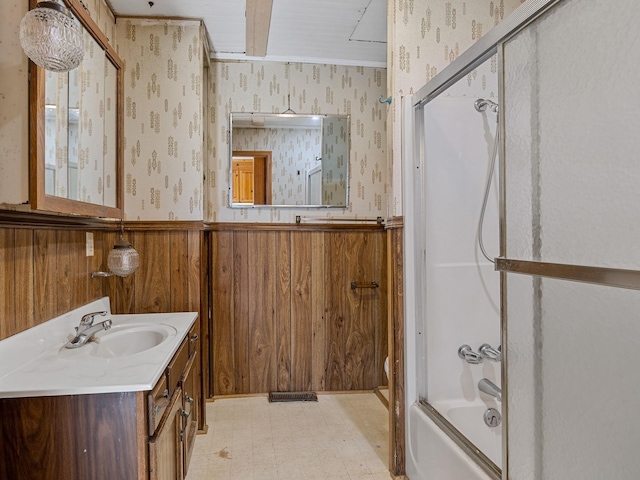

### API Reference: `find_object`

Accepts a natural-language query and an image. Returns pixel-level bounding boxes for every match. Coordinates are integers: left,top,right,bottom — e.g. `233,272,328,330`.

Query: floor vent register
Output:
268,391,318,402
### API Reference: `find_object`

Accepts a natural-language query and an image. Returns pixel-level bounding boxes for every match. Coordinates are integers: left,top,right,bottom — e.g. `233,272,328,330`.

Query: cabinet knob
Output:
190,334,199,343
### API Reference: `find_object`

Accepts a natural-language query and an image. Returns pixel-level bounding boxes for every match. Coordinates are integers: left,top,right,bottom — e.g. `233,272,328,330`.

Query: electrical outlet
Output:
86,232,94,257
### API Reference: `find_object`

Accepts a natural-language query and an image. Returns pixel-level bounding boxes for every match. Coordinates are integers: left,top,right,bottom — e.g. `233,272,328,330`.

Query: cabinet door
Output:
181,354,199,477
149,387,183,480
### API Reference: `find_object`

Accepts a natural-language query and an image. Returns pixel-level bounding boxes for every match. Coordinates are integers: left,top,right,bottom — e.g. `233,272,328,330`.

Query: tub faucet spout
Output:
478,378,501,402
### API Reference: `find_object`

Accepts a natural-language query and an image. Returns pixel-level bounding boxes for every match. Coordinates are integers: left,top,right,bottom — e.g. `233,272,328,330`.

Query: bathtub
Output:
407,400,502,480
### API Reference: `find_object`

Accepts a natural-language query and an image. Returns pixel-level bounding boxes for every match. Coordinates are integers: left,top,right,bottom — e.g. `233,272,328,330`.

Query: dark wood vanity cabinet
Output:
149,328,199,480
0,326,200,480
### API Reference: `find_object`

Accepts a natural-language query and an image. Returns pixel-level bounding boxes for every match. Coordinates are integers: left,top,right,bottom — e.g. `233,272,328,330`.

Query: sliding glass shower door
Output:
502,0,640,477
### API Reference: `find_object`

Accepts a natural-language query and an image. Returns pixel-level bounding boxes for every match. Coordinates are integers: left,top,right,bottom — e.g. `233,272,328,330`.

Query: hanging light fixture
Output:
92,222,140,278
19,0,84,73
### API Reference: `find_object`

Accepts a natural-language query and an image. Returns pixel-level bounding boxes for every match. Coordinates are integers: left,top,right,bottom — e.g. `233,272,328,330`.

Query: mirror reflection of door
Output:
232,151,272,205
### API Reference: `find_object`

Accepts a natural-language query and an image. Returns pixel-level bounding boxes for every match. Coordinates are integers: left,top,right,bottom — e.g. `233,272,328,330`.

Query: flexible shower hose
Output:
477,123,499,264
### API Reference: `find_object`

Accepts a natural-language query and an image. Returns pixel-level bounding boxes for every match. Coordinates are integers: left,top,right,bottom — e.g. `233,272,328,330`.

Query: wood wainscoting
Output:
386,218,405,477
0,222,107,341
104,222,209,432
210,224,388,396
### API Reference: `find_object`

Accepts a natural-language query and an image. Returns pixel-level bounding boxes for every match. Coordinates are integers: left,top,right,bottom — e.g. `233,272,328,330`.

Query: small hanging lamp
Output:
92,222,140,278
19,0,84,73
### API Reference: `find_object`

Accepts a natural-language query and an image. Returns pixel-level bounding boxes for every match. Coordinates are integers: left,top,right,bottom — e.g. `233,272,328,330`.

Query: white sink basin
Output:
91,324,176,358
58,323,178,359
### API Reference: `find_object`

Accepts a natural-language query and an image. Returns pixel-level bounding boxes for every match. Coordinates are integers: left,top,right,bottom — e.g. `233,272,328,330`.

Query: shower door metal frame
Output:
409,0,564,479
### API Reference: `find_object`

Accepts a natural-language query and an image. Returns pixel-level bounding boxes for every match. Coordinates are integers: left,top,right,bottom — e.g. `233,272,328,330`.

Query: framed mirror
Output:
29,0,123,218
229,113,350,208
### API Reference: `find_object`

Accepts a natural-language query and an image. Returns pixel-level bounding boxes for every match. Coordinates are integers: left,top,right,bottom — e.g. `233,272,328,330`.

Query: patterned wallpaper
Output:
232,127,321,206
388,0,525,217
116,19,204,220
206,61,387,223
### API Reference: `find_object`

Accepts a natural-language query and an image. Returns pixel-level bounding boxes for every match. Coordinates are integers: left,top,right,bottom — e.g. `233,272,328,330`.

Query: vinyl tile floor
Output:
185,392,391,480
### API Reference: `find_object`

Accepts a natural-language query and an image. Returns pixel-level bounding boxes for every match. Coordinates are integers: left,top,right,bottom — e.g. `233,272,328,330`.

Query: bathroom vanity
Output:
0,298,199,480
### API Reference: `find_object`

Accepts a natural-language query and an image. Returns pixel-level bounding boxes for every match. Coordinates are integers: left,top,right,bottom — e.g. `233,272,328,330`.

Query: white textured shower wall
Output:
504,0,640,478
421,93,500,426
206,61,387,223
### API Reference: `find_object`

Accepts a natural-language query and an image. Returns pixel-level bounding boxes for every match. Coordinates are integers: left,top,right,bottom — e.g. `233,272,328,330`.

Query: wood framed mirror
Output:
28,0,123,218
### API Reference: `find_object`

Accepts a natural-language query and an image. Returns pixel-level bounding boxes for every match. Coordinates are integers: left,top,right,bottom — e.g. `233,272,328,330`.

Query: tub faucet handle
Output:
458,344,483,365
478,343,501,362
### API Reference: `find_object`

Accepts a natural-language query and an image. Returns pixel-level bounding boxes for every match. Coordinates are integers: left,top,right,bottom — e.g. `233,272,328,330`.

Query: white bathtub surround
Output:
404,61,502,478
0,297,197,398
439,400,502,467
421,91,502,456
407,404,495,480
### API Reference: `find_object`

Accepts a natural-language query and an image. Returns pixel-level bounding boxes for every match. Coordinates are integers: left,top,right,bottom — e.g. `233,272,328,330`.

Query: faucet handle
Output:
478,343,501,362
80,310,108,326
458,344,483,365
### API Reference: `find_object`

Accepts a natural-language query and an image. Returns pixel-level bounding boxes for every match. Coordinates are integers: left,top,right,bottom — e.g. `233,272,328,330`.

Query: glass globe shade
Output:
107,237,140,277
19,1,84,73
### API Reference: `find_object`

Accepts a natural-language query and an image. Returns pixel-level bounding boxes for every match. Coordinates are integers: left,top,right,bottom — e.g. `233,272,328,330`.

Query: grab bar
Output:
350,281,379,290
478,378,501,402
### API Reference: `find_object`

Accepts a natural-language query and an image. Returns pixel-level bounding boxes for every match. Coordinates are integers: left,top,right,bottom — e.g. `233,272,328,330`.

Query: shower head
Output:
474,98,499,114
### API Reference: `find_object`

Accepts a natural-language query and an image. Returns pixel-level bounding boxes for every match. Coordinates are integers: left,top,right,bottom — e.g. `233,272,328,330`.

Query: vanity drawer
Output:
148,373,170,435
166,336,189,393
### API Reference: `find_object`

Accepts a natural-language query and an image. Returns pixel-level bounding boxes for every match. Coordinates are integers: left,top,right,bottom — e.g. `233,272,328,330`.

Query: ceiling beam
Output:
246,0,273,57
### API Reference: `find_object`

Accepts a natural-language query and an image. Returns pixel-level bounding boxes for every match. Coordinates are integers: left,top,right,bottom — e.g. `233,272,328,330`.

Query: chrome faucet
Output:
458,344,483,364
65,311,112,349
478,343,501,362
478,378,502,402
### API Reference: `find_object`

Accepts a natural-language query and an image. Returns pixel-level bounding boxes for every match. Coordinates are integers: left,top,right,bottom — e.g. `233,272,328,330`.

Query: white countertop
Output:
0,297,197,399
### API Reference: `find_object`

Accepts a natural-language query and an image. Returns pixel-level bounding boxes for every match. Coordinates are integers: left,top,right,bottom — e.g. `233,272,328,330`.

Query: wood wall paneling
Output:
233,231,250,394
212,231,235,395
0,227,112,341
211,227,388,396
247,231,277,394
56,230,72,315
276,231,292,392
290,232,310,392
14,229,35,332
388,226,405,476
310,232,326,392
0,229,17,339
134,232,172,313
325,232,347,391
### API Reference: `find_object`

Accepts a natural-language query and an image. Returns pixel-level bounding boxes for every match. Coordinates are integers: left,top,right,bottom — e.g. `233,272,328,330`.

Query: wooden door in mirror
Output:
28,0,123,218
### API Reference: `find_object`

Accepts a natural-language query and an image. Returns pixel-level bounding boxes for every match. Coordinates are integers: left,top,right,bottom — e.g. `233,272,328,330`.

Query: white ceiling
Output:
107,0,388,68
